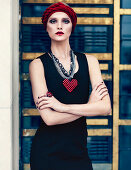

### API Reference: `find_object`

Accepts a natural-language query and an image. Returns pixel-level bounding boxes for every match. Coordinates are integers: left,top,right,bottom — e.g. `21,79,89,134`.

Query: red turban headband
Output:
41,2,77,33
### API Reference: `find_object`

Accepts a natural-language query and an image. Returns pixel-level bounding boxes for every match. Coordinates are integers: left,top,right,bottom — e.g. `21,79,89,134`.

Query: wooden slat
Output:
23,108,39,116
119,120,131,125
23,129,37,136
22,17,113,25
24,164,30,170
23,128,112,136
102,74,112,81
119,65,131,70
73,7,110,14
22,52,112,60
89,53,112,60
88,129,111,136
23,0,113,4
120,9,131,15
86,119,108,125
100,64,108,70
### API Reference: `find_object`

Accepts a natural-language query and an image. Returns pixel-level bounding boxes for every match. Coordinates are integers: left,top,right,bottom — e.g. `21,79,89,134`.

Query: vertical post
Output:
113,0,120,170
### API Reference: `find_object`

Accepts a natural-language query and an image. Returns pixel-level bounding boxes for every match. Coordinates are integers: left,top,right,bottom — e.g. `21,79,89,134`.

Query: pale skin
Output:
29,12,112,126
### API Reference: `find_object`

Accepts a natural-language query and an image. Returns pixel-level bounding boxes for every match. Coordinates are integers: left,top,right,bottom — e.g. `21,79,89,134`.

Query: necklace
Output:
48,49,78,92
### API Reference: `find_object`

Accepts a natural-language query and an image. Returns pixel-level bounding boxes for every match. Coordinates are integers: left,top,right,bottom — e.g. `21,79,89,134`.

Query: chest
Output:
48,53,79,74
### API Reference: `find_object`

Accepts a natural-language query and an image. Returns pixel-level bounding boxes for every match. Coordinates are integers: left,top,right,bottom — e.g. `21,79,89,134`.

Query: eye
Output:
49,19,56,24
63,19,70,24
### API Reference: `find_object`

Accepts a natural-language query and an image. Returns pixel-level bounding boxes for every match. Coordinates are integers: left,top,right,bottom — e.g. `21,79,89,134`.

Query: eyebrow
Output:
49,17,70,20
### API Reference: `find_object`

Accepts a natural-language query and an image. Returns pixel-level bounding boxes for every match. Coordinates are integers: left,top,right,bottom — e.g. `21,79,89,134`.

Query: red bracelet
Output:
46,91,53,97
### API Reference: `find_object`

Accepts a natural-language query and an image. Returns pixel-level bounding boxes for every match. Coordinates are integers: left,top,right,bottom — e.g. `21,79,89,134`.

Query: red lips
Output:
55,31,64,35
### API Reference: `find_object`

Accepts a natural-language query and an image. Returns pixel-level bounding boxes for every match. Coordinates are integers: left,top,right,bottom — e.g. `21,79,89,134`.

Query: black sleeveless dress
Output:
30,51,93,170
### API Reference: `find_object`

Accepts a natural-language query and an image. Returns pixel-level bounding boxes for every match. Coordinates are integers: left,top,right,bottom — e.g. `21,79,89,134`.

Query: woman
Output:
29,2,111,170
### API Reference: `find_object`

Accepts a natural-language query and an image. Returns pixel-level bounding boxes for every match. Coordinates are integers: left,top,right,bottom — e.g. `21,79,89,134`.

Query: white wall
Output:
0,0,19,169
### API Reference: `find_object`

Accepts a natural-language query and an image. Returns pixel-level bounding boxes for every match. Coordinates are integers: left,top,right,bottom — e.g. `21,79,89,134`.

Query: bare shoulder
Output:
29,58,43,71
84,54,99,66
84,53,100,71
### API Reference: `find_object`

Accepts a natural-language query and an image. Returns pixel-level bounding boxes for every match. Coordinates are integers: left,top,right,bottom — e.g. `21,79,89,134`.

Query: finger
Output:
100,92,109,100
96,84,107,92
99,89,108,96
37,97,50,104
37,101,49,109
93,86,107,96
98,87,108,93
101,88,108,93
37,99,47,106
39,103,51,110
101,93,109,100
98,88,108,95
38,94,46,99
36,94,46,104
93,81,104,91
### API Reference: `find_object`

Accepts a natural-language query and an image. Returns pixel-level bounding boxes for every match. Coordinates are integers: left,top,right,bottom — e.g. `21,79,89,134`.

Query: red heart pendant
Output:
63,79,78,92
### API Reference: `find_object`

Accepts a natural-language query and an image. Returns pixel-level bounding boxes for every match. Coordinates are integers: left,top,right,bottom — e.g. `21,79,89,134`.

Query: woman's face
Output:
46,12,72,41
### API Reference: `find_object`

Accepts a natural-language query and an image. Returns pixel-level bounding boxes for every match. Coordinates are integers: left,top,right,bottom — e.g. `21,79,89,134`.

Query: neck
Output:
50,39,71,59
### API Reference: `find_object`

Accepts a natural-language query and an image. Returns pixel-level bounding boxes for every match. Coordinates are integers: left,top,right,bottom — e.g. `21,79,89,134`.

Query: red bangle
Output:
46,91,53,97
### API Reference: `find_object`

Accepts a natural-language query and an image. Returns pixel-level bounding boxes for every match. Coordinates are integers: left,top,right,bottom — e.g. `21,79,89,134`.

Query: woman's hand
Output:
36,94,65,113
88,81,109,103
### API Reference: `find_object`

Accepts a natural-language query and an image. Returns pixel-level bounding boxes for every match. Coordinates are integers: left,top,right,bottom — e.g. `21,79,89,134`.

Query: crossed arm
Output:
29,54,111,126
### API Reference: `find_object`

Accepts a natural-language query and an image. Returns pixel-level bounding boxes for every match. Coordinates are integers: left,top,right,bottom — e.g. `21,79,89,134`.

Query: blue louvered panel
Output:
87,136,112,163
22,25,113,53
22,116,41,129
119,126,131,170
120,71,131,119
21,80,35,108
120,15,131,64
22,137,33,164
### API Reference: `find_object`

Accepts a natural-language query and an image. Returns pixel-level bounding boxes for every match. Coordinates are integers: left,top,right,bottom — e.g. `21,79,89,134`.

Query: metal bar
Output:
113,0,120,170
120,9,131,15
119,120,131,125
86,119,108,125
119,65,131,70
22,53,112,60
22,108,39,116
73,8,110,14
23,128,112,136
22,17,113,25
23,0,113,4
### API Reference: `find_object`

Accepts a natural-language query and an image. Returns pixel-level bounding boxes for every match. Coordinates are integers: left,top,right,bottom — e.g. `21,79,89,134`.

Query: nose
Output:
57,21,62,30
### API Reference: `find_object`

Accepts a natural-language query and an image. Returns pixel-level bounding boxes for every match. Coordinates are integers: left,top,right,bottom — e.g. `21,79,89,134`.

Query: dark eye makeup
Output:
49,18,70,24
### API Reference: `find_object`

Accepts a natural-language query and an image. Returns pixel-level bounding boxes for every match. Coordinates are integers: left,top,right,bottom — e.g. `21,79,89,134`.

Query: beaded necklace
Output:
48,49,78,92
